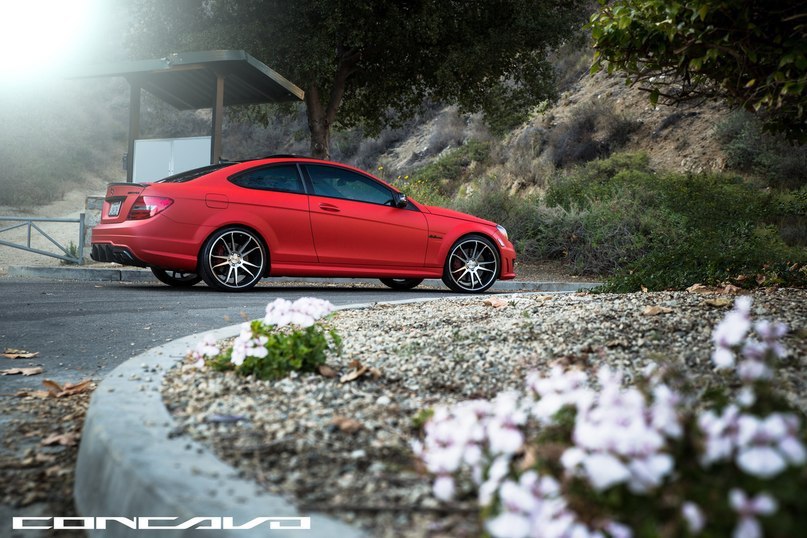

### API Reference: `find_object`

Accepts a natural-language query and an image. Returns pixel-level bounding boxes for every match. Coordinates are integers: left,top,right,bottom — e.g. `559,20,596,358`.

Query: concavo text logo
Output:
13,516,311,531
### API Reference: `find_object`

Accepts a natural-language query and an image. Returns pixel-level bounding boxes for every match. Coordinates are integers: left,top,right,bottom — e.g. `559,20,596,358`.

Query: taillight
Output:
127,196,173,220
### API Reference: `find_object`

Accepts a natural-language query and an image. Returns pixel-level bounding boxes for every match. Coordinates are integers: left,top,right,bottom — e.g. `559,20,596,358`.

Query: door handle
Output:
319,203,341,212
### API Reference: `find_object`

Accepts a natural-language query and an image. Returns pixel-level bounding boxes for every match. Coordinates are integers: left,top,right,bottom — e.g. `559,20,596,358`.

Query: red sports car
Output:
91,156,516,292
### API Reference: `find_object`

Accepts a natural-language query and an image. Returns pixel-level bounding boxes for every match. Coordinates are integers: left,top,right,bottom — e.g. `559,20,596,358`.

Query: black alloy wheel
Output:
380,278,424,290
151,268,202,287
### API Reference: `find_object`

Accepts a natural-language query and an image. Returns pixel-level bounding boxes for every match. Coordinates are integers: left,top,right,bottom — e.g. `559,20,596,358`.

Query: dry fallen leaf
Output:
331,416,362,434
642,306,673,316
56,379,94,397
722,284,742,295
340,364,369,383
1,367,43,376
703,297,732,308
34,378,95,398
41,432,80,447
686,283,712,294
640,286,649,293
368,367,382,380
15,390,52,399
483,297,509,309
317,364,338,378
2,348,39,359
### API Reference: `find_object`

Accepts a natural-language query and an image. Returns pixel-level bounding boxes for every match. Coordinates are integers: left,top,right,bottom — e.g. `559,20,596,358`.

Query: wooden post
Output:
127,79,141,183
211,73,225,164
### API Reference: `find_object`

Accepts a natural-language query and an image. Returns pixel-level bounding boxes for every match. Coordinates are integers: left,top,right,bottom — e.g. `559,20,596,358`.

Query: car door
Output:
227,164,317,263
304,164,428,266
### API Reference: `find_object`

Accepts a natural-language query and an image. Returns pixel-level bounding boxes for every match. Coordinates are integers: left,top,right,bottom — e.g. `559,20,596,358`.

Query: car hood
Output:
421,204,496,227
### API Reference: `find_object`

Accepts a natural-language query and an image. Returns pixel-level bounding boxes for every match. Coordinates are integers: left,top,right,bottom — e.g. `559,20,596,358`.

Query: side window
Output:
230,164,304,194
306,165,393,205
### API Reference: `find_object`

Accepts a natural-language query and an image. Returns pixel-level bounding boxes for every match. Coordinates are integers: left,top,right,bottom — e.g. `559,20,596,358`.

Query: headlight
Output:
496,224,508,240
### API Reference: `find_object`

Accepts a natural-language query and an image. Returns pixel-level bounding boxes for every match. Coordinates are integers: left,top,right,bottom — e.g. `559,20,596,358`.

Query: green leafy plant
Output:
190,298,341,380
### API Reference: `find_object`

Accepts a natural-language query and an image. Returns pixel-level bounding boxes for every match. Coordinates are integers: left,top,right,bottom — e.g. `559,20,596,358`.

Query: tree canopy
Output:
126,0,588,158
588,0,807,142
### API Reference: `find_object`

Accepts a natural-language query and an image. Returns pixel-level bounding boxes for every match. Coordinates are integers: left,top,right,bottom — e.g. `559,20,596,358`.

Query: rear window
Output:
229,164,305,194
156,163,237,184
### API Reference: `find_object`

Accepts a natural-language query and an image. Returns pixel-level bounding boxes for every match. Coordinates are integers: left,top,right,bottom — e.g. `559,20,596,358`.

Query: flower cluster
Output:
263,297,334,328
188,297,340,380
188,333,220,368
415,297,805,537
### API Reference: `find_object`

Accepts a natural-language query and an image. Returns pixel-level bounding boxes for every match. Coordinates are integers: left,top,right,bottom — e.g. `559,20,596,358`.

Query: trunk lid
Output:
100,183,149,223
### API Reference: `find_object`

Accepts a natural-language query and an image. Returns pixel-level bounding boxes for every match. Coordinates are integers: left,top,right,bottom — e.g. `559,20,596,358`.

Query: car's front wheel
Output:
199,227,267,291
380,278,424,291
151,268,202,287
442,234,500,293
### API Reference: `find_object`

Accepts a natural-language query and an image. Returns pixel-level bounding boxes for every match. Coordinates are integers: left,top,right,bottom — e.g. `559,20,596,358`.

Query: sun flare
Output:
0,0,95,78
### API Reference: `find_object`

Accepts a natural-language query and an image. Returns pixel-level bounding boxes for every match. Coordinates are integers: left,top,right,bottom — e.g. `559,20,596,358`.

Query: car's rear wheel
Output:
380,278,424,290
151,268,202,287
442,234,500,293
199,227,267,291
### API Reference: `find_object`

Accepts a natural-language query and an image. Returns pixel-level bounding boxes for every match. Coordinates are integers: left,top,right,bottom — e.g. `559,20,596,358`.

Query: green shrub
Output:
547,101,640,168
716,110,807,189
535,153,807,290
411,139,491,196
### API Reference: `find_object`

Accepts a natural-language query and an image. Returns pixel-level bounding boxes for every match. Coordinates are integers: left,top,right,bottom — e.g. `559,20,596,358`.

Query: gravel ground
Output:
163,289,807,537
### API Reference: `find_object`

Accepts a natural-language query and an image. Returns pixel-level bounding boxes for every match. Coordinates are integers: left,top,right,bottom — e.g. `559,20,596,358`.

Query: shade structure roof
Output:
77,50,304,108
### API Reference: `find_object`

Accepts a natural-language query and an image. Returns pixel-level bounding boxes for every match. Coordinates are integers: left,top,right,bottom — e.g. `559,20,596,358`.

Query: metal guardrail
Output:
0,213,86,264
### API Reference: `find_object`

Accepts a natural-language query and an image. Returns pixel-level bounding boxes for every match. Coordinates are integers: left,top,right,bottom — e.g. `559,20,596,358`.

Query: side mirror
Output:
392,192,408,209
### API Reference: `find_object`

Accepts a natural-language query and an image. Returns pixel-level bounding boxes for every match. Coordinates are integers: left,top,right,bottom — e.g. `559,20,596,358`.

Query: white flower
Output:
604,521,633,538
433,475,455,501
486,512,531,538
729,489,777,538
682,501,705,534
736,446,786,478
712,309,751,348
779,436,807,465
627,454,673,492
712,346,736,369
581,453,631,491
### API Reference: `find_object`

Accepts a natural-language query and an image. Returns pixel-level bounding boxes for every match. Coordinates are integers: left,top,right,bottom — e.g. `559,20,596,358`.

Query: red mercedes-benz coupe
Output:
91,156,516,292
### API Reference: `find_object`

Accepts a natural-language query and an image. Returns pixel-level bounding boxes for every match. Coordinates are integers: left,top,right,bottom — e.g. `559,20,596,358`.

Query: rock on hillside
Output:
379,69,731,196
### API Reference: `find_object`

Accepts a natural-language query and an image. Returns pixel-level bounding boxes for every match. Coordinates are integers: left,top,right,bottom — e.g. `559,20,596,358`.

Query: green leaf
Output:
649,88,660,107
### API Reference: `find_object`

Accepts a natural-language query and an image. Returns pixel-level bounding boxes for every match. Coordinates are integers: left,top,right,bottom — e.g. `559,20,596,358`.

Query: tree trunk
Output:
305,85,330,160
304,49,360,161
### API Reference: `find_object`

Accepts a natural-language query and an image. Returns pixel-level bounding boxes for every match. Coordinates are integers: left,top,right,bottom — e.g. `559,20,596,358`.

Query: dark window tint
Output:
306,165,392,205
157,162,236,183
230,164,304,194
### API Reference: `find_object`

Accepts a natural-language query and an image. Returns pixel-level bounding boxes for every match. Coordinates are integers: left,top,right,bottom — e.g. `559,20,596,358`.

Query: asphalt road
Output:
0,276,460,393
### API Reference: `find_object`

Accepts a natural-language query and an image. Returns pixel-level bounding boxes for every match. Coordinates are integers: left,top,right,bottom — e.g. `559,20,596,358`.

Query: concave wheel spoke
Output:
240,265,255,278
242,246,261,257
212,261,230,269
477,266,494,273
237,237,254,254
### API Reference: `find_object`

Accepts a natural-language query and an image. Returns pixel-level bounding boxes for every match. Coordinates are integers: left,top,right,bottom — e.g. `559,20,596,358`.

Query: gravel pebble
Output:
163,289,807,537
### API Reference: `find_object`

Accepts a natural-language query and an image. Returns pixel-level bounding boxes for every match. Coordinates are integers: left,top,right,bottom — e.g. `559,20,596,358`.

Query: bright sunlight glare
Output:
0,0,96,79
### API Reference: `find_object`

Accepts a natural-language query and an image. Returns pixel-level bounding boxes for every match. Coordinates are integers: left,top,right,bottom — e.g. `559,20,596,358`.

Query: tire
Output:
442,234,500,293
380,278,424,291
151,267,202,287
199,227,267,291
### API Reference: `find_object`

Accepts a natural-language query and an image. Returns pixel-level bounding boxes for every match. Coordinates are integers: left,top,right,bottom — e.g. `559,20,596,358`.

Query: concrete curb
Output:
7,265,602,292
75,294,552,537
75,322,365,538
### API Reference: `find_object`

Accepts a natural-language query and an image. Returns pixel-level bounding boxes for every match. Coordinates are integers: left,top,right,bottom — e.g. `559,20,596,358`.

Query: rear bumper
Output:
90,244,148,267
